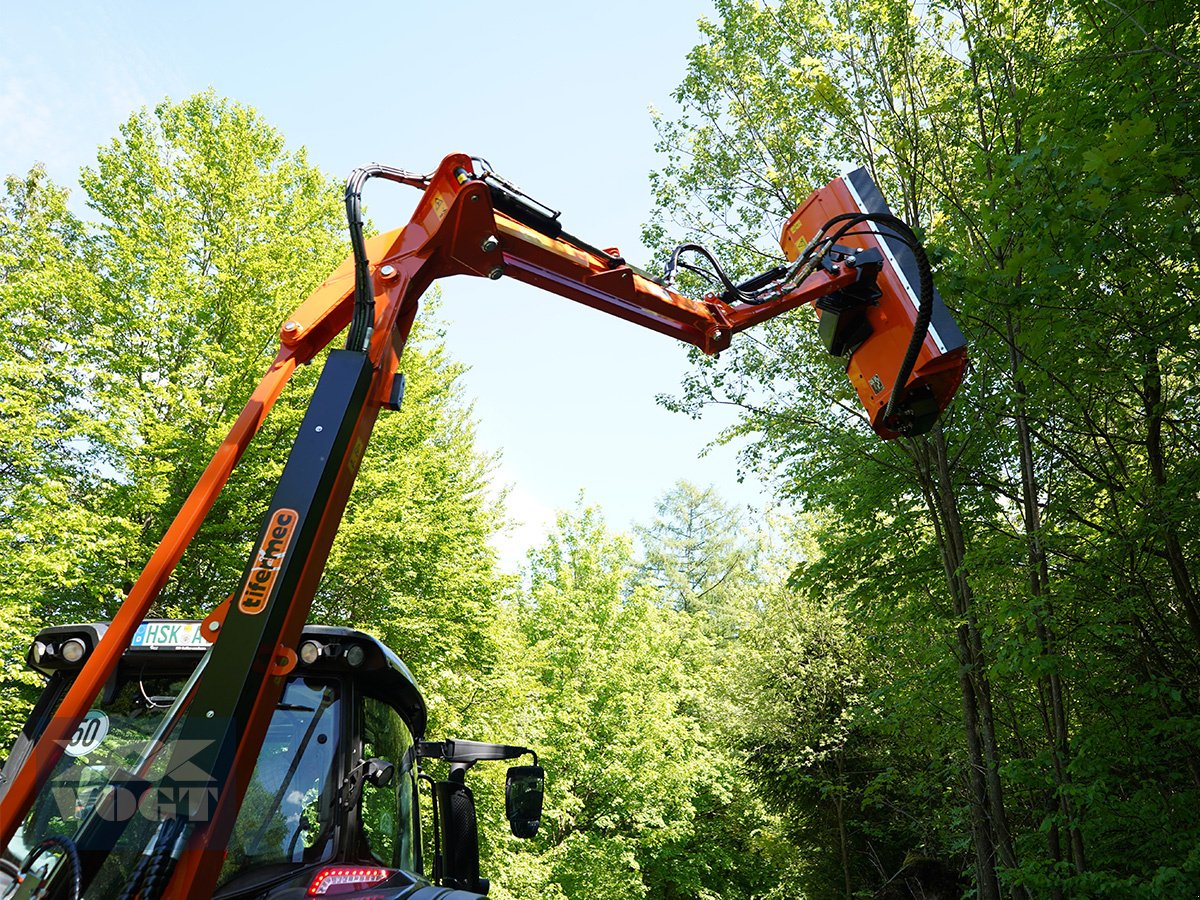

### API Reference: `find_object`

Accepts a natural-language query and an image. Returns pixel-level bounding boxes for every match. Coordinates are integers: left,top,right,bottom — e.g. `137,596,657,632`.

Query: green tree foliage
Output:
648,0,1200,896
485,499,804,900
78,91,350,615
0,93,504,757
0,168,102,744
637,482,746,602
497,504,708,898
737,587,897,897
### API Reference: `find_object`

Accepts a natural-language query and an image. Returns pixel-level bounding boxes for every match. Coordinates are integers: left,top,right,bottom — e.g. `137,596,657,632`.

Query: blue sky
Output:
1,1,774,568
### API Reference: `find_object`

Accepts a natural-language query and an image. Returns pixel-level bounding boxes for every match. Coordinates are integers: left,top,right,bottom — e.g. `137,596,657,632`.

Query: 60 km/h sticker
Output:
64,710,110,757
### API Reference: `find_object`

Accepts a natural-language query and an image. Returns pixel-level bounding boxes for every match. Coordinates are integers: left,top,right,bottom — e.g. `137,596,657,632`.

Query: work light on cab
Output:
299,639,323,665
61,638,87,664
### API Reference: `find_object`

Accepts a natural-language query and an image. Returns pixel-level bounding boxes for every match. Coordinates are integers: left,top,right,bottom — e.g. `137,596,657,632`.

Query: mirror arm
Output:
419,739,536,765
339,756,392,814
418,772,442,885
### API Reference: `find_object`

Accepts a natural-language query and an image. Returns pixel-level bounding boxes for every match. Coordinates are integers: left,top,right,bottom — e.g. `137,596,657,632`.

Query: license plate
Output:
130,621,209,650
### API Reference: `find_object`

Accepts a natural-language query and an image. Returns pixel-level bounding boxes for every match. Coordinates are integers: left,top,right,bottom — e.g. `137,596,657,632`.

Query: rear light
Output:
307,865,394,895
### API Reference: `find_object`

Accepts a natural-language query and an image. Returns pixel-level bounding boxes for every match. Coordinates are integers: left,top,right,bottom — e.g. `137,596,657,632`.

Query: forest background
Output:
2,0,1198,898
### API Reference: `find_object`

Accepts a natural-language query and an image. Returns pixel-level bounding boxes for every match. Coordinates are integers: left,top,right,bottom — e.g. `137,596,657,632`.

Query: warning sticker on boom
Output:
238,508,299,615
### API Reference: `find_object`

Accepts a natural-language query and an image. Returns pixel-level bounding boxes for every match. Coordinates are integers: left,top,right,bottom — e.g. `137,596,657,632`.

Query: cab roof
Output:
27,620,427,737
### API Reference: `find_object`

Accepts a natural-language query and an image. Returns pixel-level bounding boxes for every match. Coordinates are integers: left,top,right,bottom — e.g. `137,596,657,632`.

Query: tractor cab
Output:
0,621,542,899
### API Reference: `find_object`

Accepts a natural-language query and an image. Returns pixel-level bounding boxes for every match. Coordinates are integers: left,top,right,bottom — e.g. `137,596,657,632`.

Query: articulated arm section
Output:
279,155,865,360
283,152,963,436
0,152,965,900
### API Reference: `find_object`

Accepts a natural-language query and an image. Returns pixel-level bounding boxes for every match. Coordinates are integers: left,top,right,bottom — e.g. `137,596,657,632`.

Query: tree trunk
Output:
913,432,1020,899
1007,315,1087,875
834,759,853,900
957,624,1003,900
1142,348,1200,648
922,427,1025,898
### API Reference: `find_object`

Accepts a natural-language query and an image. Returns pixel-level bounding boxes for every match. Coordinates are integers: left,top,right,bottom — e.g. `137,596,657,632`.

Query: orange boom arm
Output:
0,153,964,900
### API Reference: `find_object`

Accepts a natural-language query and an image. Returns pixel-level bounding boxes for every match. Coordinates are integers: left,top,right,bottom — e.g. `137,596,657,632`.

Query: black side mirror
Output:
365,757,394,788
505,765,544,839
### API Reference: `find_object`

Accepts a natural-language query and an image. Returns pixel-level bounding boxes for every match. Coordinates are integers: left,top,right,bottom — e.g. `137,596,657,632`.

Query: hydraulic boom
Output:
0,152,965,899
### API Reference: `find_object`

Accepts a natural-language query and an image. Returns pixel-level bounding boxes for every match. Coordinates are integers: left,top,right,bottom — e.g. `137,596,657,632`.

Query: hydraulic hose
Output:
343,165,432,353
117,819,189,900
818,212,933,429
15,837,81,900
662,211,935,434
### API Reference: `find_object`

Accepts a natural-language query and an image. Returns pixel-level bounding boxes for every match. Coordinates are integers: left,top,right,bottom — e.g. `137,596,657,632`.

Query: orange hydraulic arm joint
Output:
476,161,964,438
0,153,965,900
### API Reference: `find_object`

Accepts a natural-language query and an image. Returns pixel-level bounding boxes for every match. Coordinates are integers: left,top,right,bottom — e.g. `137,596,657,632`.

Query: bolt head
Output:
488,266,504,280
207,621,220,632
379,264,397,279
481,235,500,253
283,321,299,332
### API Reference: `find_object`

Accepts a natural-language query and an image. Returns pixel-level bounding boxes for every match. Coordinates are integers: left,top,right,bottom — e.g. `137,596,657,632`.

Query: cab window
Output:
219,678,341,885
360,695,419,871
5,672,342,896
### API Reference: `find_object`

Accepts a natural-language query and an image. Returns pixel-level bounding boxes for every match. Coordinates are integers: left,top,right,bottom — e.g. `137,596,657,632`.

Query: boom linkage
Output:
0,152,958,900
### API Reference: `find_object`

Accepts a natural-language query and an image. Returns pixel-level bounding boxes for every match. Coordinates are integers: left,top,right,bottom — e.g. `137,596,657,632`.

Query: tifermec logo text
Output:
238,508,299,614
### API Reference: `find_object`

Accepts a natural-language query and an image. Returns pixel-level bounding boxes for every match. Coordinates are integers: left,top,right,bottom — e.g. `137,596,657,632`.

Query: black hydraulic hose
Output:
138,819,189,900
116,821,174,900
17,837,81,900
881,237,933,427
663,243,746,298
820,212,933,428
344,165,432,353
